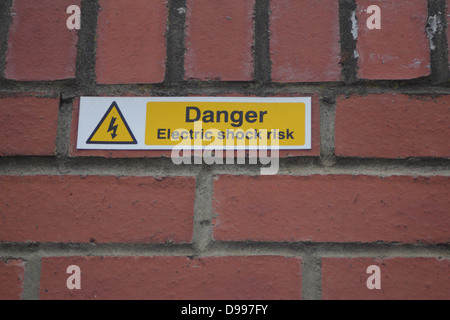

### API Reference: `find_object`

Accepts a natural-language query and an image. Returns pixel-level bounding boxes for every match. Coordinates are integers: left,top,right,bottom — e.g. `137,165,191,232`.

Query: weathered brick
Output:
0,176,195,243
356,0,430,79
0,260,25,300
335,94,450,159
185,0,254,81
212,175,449,244
0,96,59,156
322,258,450,300
5,0,79,81
96,0,167,84
270,0,341,82
40,256,302,300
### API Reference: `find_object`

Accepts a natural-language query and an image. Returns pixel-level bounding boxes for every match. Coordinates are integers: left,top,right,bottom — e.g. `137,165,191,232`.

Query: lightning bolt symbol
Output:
107,117,118,139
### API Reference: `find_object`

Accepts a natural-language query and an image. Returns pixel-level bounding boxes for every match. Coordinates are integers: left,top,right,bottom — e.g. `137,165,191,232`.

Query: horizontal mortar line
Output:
47,78,450,89
0,80,77,91
213,160,450,177
341,86,450,94
1,81,450,96
83,81,351,92
203,242,450,258
0,157,449,177
0,157,200,177
66,88,450,99
0,243,197,259
279,158,450,177
0,242,448,259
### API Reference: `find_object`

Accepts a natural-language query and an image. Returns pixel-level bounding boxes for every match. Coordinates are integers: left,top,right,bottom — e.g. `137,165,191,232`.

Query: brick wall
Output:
0,0,448,301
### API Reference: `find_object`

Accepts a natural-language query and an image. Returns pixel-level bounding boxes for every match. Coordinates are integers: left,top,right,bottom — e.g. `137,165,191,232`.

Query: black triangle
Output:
86,101,138,144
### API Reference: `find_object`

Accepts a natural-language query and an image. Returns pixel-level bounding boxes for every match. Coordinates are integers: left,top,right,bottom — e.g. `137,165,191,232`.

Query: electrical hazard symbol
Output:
86,101,137,144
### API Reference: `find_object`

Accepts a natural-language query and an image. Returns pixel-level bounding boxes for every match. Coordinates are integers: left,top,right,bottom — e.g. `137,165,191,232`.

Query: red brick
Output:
0,260,25,300
185,0,254,81
322,258,450,300
0,176,195,243
335,94,450,159
5,0,79,81
270,0,341,82
0,96,59,156
96,0,167,84
356,0,430,80
212,175,449,244
40,256,302,300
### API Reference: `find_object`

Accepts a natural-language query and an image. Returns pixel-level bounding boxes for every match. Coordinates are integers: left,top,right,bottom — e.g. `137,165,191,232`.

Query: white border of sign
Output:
77,97,312,150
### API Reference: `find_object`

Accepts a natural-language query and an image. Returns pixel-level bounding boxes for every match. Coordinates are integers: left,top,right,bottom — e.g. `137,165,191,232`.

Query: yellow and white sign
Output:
77,97,311,150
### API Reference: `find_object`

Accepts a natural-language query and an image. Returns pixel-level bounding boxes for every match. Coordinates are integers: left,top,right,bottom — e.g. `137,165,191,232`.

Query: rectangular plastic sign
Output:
77,97,311,150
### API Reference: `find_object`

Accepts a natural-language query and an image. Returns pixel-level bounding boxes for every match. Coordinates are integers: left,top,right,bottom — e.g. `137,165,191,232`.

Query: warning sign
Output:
86,101,137,144
77,97,311,150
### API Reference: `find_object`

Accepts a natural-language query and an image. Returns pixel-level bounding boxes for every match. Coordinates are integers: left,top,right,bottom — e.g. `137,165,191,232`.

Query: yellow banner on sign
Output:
145,100,309,150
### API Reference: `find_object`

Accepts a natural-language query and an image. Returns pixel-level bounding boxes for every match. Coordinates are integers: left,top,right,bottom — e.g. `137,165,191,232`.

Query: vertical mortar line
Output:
339,0,358,84
0,0,13,78
22,255,42,300
164,0,187,85
319,93,337,167
253,0,272,83
427,0,449,84
76,0,99,95
301,256,322,300
55,97,74,157
192,166,214,253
